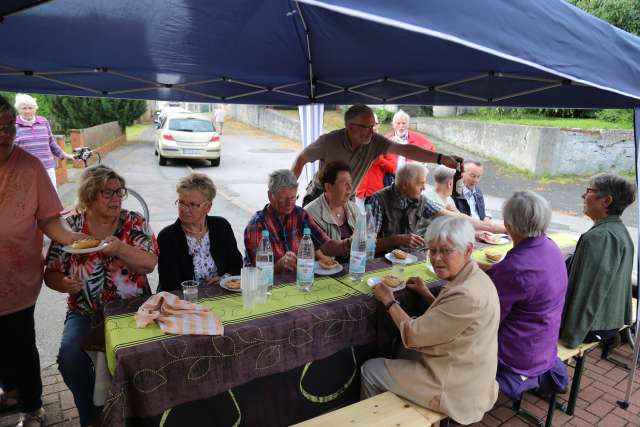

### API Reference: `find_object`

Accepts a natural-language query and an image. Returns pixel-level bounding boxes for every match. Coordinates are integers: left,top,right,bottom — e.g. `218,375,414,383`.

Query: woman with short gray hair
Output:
362,216,500,424
157,172,242,292
485,191,569,401
14,93,74,188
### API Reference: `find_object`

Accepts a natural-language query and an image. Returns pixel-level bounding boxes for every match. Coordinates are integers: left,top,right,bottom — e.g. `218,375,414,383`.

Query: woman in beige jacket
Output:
362,216,500,425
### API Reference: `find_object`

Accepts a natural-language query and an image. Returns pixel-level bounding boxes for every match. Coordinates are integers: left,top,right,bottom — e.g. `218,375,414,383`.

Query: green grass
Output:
449,114,632,130
126,124,148,140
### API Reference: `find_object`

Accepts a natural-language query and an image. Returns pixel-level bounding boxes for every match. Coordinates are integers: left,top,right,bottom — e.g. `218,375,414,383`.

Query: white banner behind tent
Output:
298,104,324,191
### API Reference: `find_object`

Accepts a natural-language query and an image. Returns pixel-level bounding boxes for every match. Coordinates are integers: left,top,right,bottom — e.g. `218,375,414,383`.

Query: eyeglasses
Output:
275,194,299,204
585,187,599,194
349,122,376,130
175,199,209,210
428,247,457,257
100,187,128,199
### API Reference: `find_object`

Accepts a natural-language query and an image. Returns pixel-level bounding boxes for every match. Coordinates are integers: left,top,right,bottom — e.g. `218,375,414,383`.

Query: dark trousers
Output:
0,305,43,412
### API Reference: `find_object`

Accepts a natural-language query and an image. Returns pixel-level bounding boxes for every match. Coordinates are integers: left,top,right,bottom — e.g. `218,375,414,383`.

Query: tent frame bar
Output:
0,65,592,104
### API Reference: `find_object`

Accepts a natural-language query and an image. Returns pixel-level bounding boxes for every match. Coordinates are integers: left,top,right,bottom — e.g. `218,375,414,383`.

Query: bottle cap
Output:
303,227,311,236
261,230,269,237
365,204,372,210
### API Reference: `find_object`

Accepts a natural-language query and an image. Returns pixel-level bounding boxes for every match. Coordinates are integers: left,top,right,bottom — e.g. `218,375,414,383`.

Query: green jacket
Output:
560,215,634,347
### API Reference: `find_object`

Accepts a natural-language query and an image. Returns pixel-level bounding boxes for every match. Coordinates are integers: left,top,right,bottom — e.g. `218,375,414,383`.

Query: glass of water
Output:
391,260,405,281
241,267,259,310
181,280,199,304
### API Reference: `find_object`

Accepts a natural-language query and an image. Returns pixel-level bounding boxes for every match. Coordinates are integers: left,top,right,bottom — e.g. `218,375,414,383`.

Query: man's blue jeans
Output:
58,312,97,427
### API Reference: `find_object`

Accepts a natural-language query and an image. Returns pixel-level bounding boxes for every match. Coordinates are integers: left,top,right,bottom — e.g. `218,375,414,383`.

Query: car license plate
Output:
183,149,201,155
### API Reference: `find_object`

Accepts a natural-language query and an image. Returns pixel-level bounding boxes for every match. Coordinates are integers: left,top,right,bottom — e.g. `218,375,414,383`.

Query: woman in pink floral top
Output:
44,165,157,427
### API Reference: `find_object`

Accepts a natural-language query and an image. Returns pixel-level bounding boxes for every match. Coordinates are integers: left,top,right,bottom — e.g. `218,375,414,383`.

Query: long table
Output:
100,233,578,426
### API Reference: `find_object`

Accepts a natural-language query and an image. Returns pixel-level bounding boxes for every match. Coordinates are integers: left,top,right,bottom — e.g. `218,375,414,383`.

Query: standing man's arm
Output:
291,152,311,179
387,143,462,169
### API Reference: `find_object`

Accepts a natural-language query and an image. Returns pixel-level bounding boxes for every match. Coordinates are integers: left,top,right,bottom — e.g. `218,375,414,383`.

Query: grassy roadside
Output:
447,114,632,130
126,123,148,140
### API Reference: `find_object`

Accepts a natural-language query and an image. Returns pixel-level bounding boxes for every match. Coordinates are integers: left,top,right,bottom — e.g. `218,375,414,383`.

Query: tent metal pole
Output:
436,88,488,102
172,87,222,100
618,106,640,409
294,1,315,100
492,83,562,102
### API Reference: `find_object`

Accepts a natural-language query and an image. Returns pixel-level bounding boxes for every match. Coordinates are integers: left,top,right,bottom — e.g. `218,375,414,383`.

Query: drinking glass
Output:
391,259,405,281
241,267,259,310
181,280,199,304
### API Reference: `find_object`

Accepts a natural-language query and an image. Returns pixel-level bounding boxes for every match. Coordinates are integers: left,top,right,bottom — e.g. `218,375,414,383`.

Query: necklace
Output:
182,222,207,237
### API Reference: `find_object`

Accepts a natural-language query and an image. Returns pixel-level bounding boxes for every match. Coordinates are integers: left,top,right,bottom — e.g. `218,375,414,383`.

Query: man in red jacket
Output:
356,109,435,199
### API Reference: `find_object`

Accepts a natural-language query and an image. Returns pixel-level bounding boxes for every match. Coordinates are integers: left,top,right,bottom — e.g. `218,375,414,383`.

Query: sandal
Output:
17,407,45,427
0,389,19,413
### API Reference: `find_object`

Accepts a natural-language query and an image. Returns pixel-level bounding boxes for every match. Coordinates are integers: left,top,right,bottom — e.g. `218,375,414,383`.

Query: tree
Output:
569,0,640,36
43,96,147,131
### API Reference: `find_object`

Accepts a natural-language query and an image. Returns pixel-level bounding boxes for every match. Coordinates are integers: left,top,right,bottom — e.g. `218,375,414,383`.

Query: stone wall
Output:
416,117,634,175
227,105,301,141
68,121,127,167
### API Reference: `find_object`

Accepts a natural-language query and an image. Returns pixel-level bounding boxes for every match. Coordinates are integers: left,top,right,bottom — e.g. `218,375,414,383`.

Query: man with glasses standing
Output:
291,104,461,206
560,174,635,348
243,169,350,273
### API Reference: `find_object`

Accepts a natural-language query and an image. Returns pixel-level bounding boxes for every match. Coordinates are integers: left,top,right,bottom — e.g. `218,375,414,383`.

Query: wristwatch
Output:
436,153,443,165
384,300,399,311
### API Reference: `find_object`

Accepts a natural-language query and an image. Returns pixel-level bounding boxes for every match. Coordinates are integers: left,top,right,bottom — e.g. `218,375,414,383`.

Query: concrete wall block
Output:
227,105,302,141
81,121,123,149
416,117,633,176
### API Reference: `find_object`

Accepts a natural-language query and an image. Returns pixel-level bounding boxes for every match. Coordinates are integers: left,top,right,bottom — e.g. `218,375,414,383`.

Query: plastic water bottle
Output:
296,228,315,292
349,212,367,282
256,230,274,296
365,204,376,260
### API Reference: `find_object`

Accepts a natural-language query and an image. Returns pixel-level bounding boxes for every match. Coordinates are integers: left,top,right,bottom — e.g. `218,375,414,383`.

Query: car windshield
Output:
168,118,215,132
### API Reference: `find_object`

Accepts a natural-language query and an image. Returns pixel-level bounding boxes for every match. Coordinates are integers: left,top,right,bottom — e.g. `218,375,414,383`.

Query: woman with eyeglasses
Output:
157,173,242,292
43,164,158,427
362,216,500,425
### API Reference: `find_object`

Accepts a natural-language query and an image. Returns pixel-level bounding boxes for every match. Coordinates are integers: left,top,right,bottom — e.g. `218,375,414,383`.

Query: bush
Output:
43,96,147,131
373,108,394,124
594,109,633,123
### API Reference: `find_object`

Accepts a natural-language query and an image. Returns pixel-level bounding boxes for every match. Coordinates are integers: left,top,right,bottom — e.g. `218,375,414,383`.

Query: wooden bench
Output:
291,391,449,427
556,340,600,416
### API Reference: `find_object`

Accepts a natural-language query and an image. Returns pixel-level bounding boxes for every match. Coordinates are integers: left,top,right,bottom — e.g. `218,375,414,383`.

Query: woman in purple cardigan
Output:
14,93,73,188
481,191,569,400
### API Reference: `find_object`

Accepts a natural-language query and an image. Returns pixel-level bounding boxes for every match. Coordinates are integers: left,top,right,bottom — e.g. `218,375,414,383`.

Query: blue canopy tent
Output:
1,0,640,407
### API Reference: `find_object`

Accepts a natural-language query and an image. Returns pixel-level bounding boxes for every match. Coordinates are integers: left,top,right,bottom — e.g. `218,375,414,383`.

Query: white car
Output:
155,113,221,166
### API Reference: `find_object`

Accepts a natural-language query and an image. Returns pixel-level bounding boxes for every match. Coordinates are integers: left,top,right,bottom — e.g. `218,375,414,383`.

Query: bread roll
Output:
71,239,101,249
319,259,338,269
381,275,402,288
392,249,407,260
226,279,241,289
485,250,502,262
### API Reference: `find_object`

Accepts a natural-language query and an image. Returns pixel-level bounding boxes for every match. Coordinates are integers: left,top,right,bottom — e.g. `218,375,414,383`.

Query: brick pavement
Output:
1,342,638,426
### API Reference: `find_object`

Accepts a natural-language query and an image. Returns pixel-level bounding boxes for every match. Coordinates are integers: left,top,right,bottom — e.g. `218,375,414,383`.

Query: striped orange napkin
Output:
134,291,223,336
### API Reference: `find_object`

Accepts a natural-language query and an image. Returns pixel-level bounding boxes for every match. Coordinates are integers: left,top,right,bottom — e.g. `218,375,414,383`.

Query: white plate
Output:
62,241,108,255
384,252,418,265
481,234,510,245
314,261,343,275
220,275,242,292
366,276,406,292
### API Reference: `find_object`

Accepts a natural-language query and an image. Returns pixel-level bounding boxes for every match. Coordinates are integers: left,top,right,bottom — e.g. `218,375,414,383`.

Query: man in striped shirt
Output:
14,93,73,188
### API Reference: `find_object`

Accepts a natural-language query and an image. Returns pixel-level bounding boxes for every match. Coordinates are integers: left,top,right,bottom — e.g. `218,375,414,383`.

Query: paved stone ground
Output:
1,342,638,426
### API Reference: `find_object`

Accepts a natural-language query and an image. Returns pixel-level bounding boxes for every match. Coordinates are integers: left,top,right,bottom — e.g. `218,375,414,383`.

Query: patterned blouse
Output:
185,231,218,283
46,210,158,316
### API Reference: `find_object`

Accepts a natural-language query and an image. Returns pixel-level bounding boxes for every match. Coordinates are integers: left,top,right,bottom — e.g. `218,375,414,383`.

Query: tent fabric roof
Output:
1,0,639,107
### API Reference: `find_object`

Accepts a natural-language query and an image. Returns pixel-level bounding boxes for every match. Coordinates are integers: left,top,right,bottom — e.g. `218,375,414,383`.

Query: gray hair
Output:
464,159,483,168
590,174,636,215
395,163,426,186
432,165,456,184
14,93,38,110
425,216,475,252
176,173,217,201
268,169,298,193
393,109,410,124
344,104,373,124
502,191,551,237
